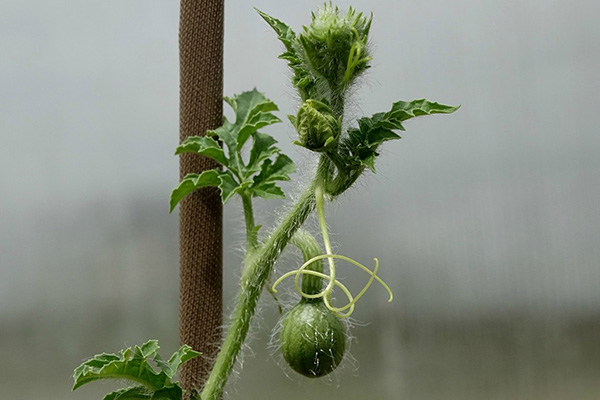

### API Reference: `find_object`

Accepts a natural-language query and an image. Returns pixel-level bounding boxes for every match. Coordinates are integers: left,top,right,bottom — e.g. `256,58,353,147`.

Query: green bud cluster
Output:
291,99,341,152
298,3,372,93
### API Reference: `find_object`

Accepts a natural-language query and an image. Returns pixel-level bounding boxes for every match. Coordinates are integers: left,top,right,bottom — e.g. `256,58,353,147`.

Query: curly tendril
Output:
272,184,393,318
272,254,393,318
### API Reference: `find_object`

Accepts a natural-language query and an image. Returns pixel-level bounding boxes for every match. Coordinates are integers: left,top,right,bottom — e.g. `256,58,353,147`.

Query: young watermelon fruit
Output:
280,299,346,378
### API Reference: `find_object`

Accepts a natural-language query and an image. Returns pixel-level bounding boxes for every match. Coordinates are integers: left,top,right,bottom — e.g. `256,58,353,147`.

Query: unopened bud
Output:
299,3,372,88
293,100,341,152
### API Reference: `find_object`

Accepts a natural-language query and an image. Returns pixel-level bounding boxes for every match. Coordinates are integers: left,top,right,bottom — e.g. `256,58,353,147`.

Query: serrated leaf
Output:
339,98,458,172
255,8,296,52
237,111,281,149
287,114,297,126
226,89,280,149
209,89,281,158
167,346,201,376
174,89,295,204
136,340,160,359
246,131,280,175
217,170,244,204
73,341,197,400
251,182,286,199
250,154,295,199
103,385,182,400
253,154,295,185
175,136,228,166
103,387,152,400
155,345,201,380
170,169,246,208
256,9,316,99
150,386,183,400
170,170,221,212
364,127,401,147
73,340,168,391
385,99,460,123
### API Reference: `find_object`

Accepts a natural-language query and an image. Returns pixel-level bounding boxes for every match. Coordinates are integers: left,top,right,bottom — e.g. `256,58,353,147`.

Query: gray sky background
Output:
1,1,599,399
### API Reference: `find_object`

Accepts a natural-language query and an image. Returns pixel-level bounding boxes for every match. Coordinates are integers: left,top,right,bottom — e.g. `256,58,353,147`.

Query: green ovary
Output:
280,300,346,378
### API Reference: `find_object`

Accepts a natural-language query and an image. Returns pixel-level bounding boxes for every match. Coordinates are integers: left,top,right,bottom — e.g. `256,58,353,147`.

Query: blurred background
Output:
1,0,599,399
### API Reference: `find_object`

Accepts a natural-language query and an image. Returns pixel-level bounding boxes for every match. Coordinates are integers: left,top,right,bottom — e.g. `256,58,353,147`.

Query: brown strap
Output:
178,0,224,395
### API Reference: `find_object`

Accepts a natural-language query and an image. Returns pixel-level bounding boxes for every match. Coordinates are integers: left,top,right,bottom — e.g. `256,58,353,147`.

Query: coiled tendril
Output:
272,253,393,318
272,184,393,318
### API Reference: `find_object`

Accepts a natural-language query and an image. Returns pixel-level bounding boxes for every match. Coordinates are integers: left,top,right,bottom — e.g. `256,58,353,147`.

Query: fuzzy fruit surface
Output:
280,299,346,378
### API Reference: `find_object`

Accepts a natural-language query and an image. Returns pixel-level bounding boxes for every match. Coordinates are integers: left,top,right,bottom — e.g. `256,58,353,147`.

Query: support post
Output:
178,0,224,396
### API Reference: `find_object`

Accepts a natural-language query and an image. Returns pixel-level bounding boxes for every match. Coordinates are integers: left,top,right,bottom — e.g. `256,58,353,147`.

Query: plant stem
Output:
241,191,258,252
198,176,320,400
290,230,324,296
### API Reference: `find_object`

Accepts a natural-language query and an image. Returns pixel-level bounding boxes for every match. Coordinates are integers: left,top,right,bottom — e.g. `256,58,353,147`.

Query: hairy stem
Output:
198,85,358,398
290,230,324,296
198,174,321,400
241,191,258,252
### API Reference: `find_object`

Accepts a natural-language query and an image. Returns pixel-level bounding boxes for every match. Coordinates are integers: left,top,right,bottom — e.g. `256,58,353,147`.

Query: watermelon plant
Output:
73,3,458,399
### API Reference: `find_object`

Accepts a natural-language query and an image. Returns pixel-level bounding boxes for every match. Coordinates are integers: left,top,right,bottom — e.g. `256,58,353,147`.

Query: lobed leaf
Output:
255,9,316,99
173,89,296,205
246,131,280,175
170,170,221,212
103,386,152,400
154,345,201,380
217,170,245,204
250,182,285,199
237,111,281,149
255,8,296,53
73,340,168,391
170,170,246,209
218,89,281,153
73,341,200,400
250,154,296,199
339,99,459,172
175,136,228,166
150,386,184,400
385,99,460,123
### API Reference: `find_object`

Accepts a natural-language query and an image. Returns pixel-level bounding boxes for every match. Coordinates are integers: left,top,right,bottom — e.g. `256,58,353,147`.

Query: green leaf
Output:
287,114,297,126
339,98,459,172
385,99,460,123
255,9,316,99
175,136,228,166
102,385,183,400
155,345,201,380
238,110,281,149
250,182,286,199
255,8,296,54
250,154,295,199
169,170,221,212
73,341,199,400
73,340,168,391
216,170,244,204
174,89,296,204
253,154,295,184
214,89,280,154
150,386,183,400
103,387,152,400
246,131,280,175
137,340,161,358
170,170,245,208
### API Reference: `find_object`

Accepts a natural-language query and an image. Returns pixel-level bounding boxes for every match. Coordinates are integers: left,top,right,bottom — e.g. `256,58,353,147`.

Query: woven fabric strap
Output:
178,0,224,395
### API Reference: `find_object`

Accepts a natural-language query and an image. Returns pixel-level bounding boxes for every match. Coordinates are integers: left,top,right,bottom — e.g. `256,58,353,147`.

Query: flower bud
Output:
294,99,341,152
299,3,372,89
